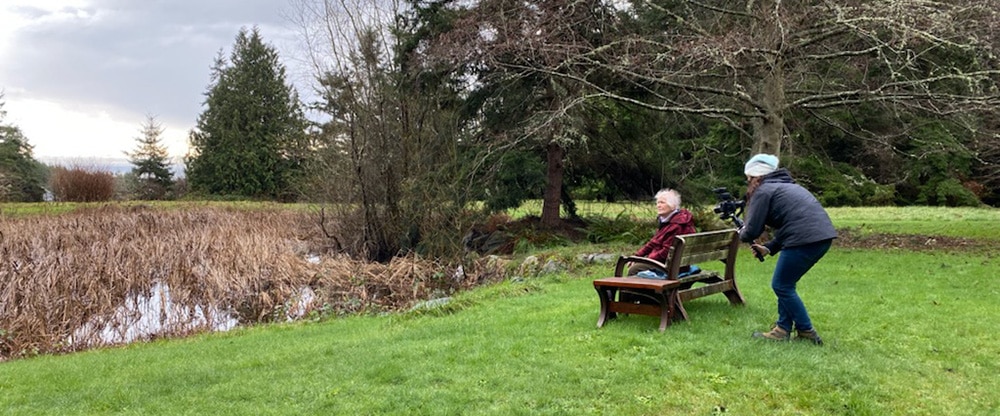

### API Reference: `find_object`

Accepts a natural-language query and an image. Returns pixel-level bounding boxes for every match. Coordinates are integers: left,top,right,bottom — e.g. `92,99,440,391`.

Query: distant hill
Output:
39,157,186,178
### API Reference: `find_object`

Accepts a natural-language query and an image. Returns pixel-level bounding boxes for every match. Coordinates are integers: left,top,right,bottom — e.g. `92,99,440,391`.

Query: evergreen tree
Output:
126,115,173,200
186,27,308,200
0,94,47,202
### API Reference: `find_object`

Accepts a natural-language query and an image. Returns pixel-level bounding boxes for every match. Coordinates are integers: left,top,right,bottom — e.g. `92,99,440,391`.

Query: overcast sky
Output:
0,0,314,162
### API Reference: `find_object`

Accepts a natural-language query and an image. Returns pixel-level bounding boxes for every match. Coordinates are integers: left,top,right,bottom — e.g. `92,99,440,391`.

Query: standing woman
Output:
739,154,837,345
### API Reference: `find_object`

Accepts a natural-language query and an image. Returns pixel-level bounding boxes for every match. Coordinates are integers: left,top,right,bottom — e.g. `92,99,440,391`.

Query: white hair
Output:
655,188,681,208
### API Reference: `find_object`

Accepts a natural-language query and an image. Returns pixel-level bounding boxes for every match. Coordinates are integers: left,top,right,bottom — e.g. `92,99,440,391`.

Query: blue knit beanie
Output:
744,154,779,177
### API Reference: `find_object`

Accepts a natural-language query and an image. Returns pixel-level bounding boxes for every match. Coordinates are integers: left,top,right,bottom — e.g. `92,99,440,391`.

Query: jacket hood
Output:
662,208,694,225
761,168,795,184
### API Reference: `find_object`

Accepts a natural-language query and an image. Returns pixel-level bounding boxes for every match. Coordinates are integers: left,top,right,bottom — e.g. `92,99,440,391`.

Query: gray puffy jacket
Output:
738,169,837,254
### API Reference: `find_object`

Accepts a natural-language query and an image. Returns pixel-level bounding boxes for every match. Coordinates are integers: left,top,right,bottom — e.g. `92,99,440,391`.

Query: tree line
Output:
2,1,998,261
285,0,999,260
0,97,179,202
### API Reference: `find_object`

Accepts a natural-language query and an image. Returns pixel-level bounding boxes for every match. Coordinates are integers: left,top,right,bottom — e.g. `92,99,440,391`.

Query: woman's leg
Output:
627,262,656,276
771,239,832,332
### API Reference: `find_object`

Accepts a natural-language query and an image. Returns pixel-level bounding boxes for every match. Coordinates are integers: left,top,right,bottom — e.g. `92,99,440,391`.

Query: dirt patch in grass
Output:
834,227,993,254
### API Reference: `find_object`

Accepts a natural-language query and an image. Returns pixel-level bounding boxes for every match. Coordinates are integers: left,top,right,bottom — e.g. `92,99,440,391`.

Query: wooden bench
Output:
593,229,745,331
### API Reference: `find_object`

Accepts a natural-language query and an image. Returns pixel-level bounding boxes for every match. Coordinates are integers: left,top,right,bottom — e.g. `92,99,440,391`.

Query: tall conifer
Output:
186,27,308,200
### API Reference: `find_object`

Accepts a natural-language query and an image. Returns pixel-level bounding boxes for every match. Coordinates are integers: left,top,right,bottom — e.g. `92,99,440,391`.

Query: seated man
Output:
627,188,698,279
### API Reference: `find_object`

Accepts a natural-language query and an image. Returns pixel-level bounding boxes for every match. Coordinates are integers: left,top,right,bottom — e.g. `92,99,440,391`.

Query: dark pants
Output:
772,239,832,332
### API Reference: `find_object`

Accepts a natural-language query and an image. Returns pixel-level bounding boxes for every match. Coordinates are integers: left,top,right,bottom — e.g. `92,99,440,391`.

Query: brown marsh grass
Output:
0,204,506,361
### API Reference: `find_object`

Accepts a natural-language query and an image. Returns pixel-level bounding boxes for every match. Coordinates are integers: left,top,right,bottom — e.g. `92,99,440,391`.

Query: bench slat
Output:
675,271,721,285
679,248,731,266
593,277,681,291
678,230,737,245
678,279,737,302
679,236,734,249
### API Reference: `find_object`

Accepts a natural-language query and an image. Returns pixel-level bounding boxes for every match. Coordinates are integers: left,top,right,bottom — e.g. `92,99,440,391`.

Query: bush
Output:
49,166,115,202
584,213,649,245
171,177,190,200
115,172,174,201
788,157,895,206
917,178,982,207
892,120,981,206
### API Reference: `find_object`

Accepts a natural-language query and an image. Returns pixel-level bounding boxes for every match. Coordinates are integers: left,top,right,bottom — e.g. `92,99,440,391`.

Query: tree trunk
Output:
753,59,785,157
541,141,565,228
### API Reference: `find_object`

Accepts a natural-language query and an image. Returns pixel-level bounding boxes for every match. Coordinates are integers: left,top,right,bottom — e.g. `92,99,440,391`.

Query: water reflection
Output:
71,281,239,346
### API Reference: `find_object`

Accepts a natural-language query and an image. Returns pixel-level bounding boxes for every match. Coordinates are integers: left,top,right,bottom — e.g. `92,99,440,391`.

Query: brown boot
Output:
796,329,824,346
751,325,789,341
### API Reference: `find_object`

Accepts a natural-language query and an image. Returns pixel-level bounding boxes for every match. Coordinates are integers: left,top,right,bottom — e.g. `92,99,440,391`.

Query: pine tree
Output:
126,115,173,200
185,27,308,200
0,95,47,202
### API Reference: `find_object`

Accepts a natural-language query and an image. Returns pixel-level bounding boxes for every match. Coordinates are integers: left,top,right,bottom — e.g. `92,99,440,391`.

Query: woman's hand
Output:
750,244,770,258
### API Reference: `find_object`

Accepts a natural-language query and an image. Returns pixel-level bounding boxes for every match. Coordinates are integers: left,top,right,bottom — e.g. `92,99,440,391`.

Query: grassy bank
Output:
2,229,999,414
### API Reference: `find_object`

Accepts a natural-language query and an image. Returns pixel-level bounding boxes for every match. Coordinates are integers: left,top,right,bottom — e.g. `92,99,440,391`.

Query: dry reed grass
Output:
0,205,507,361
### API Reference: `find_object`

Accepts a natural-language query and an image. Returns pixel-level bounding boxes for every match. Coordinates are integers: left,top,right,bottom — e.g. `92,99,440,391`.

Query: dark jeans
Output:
771,239,832,332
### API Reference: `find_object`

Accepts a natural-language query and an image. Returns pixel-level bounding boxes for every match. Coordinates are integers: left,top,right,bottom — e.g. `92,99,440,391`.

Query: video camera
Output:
713,187,764,262
712,187,746,228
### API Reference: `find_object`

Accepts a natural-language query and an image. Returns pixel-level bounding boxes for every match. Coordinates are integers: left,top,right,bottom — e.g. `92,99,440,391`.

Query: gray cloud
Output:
2,1,308,130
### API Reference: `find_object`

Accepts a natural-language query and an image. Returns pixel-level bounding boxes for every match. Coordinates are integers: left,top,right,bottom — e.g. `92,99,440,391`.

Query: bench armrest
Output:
615,255,668,277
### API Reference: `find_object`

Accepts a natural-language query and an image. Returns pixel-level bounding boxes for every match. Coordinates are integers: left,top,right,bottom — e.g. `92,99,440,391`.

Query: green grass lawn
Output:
827,206,1000,239
2,245,998,414
515,200,1000,240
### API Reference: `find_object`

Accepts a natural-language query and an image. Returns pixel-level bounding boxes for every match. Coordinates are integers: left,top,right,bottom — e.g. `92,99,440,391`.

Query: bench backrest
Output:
667,229,739,280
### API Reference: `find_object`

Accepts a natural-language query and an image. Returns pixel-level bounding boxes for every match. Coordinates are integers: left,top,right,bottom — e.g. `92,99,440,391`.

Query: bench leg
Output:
594,286,618,328
658,293,671,332
657,289,685,331
672,289,689,322
723,281,746,305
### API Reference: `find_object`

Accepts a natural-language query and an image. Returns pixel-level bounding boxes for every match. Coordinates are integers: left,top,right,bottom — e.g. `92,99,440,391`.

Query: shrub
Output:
48,166,115,202
917,178,982,207
893,120,980,206
691,205,732,231
115,172,173,201
788,157,895,206
171,177,190,199
584,213,648,245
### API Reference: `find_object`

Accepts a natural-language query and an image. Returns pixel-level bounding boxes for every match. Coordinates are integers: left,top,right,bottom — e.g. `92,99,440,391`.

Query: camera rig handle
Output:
730,216,765,262
713,187,765,263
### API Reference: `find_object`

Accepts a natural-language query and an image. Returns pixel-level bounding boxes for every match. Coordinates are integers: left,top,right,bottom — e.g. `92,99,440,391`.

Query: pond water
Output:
70,281,317,347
